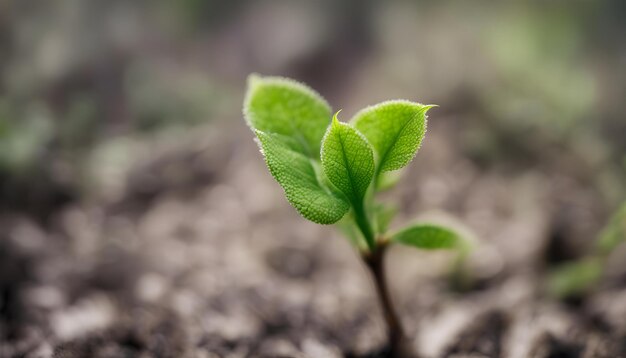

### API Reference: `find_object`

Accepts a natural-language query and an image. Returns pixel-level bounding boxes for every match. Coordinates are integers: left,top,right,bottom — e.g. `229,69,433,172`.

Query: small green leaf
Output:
244,74,331,158
352,101,434,174
392,224,460,250
256,130,349,224
321,113,375,204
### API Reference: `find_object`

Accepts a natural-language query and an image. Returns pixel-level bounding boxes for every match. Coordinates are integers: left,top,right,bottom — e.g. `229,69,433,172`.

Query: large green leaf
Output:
352,101,434,173
392,224,460,250
244,74,331,159
321,114,375,204
256,130,349,224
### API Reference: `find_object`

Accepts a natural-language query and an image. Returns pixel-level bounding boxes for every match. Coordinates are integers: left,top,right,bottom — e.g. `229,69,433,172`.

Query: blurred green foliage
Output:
549,201,626,298
0,101,52,175
125,63,219,133
596,202,626,256
484,5,596,131
549,257,603,298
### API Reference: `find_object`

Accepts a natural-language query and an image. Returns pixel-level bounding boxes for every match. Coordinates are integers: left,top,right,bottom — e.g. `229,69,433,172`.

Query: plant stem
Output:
352,198,407,355
354,202,376,252
365,243,409,358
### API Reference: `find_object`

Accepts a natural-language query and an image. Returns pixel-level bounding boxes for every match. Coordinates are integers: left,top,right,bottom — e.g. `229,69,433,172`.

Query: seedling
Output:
243,75,465,357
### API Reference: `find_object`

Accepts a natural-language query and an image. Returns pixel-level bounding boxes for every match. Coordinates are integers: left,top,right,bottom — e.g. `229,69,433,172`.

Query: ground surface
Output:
1,118,625,358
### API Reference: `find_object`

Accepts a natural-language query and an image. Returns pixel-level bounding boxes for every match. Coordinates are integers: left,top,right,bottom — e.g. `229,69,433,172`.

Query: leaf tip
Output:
424,103,438,110
421,104,438,117
332,110,343,124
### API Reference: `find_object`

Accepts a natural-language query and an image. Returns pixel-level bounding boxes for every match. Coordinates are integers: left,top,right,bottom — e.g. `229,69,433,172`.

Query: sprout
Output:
243,74,467,356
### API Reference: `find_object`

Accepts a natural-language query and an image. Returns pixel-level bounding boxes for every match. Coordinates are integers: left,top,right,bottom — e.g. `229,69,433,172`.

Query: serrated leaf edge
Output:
253,129,350,225
351,100,435,173
243,73,332,131
320,112,375,204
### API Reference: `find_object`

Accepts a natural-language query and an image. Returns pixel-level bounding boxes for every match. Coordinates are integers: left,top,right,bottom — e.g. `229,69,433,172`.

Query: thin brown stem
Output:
365,243,411,358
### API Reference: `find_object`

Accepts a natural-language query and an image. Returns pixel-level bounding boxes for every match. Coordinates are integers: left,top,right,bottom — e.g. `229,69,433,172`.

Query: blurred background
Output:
1,0,625,357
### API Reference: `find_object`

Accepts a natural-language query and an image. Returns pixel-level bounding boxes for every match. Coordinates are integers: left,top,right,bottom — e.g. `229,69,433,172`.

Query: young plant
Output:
243,74,465,356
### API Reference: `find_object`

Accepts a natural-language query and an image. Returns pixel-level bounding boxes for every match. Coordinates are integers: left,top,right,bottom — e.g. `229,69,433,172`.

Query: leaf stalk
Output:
354,202,376,252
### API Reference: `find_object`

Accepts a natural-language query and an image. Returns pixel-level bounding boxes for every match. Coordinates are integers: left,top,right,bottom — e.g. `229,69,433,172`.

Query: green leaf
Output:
392,224,460,250
321,113,375,204
352,100,434,174
244,74,331,159
256,130,349,224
